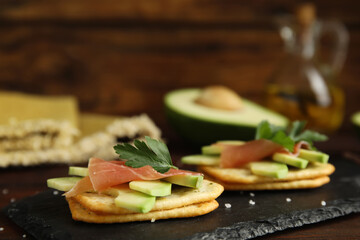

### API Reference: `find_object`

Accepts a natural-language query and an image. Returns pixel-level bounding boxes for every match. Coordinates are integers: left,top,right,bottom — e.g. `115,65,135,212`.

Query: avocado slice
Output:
47,177,82,191
129,180,172,197
181,155,220,165
202,140,245,155
68,166,89,177
298,149,329,164
164,175,204,188
250,161,288,178
202,145,223,155
106,186,156,213
272,153,308,169
164,88,288,145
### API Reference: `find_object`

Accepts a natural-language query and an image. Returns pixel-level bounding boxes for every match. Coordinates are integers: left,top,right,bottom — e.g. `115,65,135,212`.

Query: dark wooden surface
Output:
0,0,360,239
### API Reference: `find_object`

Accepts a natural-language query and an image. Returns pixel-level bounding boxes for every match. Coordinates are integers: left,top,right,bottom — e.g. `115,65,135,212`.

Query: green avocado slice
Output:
165,88,288,145
272,153,308,169
129,180,172,197
298,149,329,163
164,175,204,188
105,186,156,213
250,161,288,178
68,166,89,177
181,155,220,165
47,177,82,192
202,140,245,155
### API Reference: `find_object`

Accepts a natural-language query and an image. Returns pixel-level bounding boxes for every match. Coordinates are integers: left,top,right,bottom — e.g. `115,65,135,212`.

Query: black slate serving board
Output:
3,156,360,240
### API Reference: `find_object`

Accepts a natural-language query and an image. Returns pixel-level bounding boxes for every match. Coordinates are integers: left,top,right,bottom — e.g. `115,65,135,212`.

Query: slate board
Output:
3,156,360,240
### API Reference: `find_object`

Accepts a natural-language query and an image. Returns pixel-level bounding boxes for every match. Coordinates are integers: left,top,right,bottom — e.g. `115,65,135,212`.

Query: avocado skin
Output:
351,112,360,139
165,106,256,146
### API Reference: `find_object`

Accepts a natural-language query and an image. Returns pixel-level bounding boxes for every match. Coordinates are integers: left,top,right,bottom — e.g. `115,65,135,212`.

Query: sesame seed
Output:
0,227,4,231
53,191,59,195
286,198,292,202
321,201,327,206
225,203,232,208
249,200,255,205
249,192,255,197
2,189,9,195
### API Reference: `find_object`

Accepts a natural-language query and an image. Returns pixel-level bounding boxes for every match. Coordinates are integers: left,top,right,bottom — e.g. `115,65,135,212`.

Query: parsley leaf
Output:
255,120,328,151
113,136,177,173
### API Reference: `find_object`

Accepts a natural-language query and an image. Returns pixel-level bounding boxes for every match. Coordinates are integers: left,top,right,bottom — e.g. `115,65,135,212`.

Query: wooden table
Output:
0,1,360,238
1,122,359,240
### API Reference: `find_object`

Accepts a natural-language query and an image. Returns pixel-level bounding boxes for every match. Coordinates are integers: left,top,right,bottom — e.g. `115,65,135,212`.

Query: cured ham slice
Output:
65,176,93,198
220,139,283,168
66,157,201,197
220,139,311,168
279,141,310,156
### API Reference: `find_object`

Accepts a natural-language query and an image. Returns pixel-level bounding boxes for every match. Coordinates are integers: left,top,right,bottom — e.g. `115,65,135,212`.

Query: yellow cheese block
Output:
79,113,119,137
0,91,78,127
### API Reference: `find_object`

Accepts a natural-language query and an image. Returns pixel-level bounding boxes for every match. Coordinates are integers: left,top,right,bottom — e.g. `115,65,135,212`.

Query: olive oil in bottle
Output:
266,3,348,133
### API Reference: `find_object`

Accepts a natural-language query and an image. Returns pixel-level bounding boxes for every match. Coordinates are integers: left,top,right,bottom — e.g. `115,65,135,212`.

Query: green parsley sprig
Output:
113,136,177,173
255,120,328,152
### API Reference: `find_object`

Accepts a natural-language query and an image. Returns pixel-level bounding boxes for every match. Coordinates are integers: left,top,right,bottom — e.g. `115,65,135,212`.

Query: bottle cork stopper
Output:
296,3,316,27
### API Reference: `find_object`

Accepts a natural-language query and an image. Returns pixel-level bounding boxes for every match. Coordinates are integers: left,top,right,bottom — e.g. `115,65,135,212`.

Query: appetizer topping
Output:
66,158,200,197
65,137,201,197
114,136,177,174
220,120,327,168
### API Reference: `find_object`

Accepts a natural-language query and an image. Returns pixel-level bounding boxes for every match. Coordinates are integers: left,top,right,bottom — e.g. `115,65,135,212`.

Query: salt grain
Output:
53,191,59,195
151,218,156,223
225,203,232,208
0,227,4,231
286,198,292,202
249,192,255,197
2,189,9,195
321,201,327,206
22,234,26,238
249,200,255,205
10,198,16,203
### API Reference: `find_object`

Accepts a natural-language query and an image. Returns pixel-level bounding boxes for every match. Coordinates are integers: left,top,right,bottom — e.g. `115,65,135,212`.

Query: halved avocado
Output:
164,88,288,145
352,112,360,139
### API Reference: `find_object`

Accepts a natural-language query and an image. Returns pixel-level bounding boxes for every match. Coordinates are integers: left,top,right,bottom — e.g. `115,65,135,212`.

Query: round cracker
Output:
72,179,223,215
204,174,330,190
67,198,219,223
198,163,335,184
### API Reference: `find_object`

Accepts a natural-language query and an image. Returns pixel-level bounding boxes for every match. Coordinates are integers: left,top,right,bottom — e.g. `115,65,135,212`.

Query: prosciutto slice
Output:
220,139,309,168
66,157,201,197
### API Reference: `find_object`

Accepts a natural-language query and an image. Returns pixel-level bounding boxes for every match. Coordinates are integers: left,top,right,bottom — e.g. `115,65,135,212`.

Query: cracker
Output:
73,180,224,215
204,174,330,190
67,198,219,223
0,114,162,167
198,163,335,184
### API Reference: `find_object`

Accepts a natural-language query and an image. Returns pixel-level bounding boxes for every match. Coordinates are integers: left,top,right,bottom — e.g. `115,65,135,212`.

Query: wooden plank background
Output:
0,0,359,137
